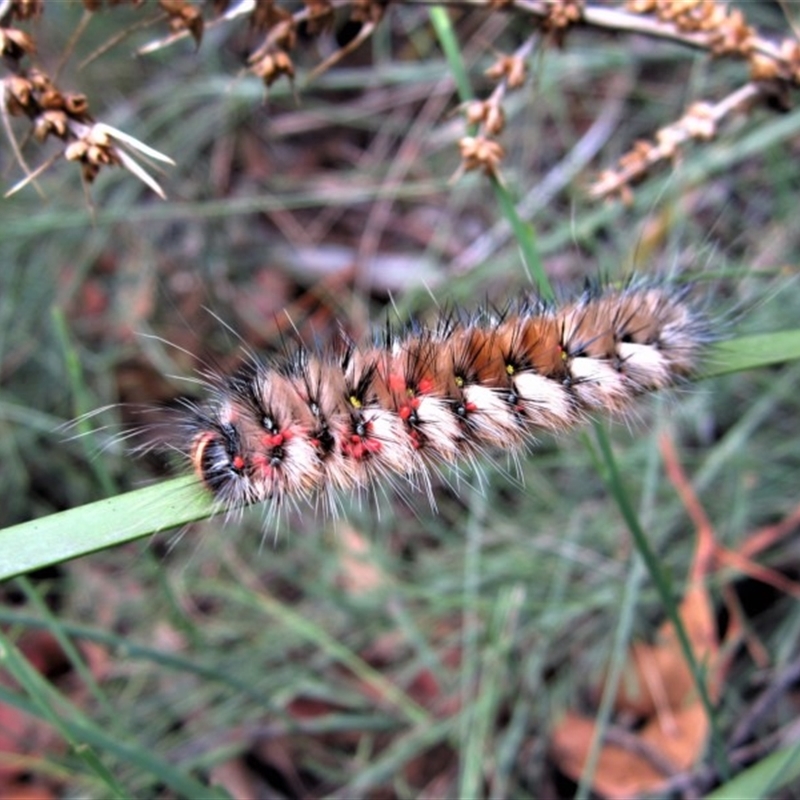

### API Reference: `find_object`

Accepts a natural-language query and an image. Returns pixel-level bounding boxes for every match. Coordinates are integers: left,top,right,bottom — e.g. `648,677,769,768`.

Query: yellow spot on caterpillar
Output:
349,395,362,409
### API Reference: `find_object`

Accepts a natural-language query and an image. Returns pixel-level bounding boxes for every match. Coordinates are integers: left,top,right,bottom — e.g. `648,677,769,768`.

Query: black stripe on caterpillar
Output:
172,277,711,516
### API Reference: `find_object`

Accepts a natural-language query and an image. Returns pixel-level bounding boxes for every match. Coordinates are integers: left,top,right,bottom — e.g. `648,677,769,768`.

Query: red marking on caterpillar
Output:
173,278,712,516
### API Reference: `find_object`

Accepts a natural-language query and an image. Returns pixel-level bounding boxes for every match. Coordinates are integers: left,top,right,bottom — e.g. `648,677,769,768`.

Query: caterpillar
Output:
173,278,710,518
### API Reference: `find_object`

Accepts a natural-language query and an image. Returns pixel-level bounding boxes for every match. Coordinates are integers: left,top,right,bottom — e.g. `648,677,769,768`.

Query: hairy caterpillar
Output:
168,277,711,518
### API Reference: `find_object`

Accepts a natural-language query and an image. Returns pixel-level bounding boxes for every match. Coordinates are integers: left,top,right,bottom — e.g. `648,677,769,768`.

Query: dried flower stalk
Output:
2,0,799,199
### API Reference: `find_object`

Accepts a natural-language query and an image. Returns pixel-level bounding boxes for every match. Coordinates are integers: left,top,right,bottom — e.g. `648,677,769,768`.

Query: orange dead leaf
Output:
553,597,718,797
640,700,708,773
614,581,718,722
551,711,671,799
740,501,800,559
551,435,730,798
661,432,800,626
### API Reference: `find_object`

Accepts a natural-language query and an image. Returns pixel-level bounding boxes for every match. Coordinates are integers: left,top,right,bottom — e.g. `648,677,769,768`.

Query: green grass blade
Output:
51,308,118,497
491,176,551,300
0,610,282,705
14,575,115,719
0,476,212,581
0,629,230,799
705,741,800,800
428,7,472,103
0,630,130,798
338,718,454,795
701,331,800,378
213,581,432,728
459,585,524,799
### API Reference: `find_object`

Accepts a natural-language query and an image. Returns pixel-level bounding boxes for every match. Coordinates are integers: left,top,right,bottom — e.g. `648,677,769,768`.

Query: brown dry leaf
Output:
18,630,70,676
0,702,45,783
552,701,710,799
287,695,341,719
614,581,719,718
403,741,457,798
640,700,708,773
551,711,667,799
0,780,57,800
551,489,727,798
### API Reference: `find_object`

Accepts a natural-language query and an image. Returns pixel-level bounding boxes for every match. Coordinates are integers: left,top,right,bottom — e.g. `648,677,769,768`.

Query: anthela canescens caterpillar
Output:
168,277,710,517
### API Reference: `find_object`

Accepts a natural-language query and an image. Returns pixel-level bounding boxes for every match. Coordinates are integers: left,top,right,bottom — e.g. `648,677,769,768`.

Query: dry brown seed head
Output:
706,7,753,56
683,102,715,139
159,0,204,45
10,0,44,20
251,0,293,34
626,0,657,12
484,103,505,136
486,54,527,89
682,6,706,28
779,39,800,83
655,127,679,158
303,0,334,34
64,93,91,119
485,56,506,81
698,3,727,32
590,168,618,197
465,100,487,125
88,143,114,165
250,50,295,87
45,110,69,138
87,126,111,147
81,162,101,183
27,68,52,92
544,0,584,30
4,75,34,113
274,50,295,79
749,53,779,82
276,19,297,52
459,135,505,176
465,99,505,135
33,109,68,140
351,0,386,25
65,128,120,177
656,0,697,23
158,0,188,11
0,27,36,59
65,141,89,163
39,88,66,110
618,139,651,172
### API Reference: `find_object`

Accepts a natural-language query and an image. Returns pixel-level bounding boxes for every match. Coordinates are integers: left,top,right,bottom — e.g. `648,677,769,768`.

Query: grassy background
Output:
2,2,800,797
